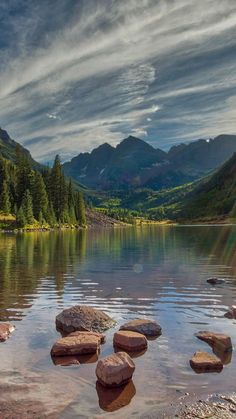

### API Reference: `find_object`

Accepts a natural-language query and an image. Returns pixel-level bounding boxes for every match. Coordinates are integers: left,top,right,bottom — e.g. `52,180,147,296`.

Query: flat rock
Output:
225,305,236,319
67,330,106,344
120,319,161,336
56,305,116,333
207,277,225,285
96,352,135,387
190,351,223,373
0,323,15,342
195,331,232,352
51,333,100,357
113,330,148,352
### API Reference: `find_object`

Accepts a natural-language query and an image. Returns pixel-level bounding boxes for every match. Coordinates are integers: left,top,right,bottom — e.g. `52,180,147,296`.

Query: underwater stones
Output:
120,319,162,337
195,331,232,352
207,277,225,285
56,305,116,334
224,305,236,319
96,352,135,388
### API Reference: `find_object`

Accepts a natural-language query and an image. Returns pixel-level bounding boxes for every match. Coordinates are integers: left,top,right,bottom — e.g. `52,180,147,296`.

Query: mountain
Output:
63,134,236,190
0,127,40,168
178,152,236,220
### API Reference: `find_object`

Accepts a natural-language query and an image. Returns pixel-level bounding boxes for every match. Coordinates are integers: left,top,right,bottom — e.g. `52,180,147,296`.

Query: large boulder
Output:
224,305,236,319
190,351,223,373
96,352,135,387
56,305,115,333
195,331,232,352
0,323,15,342
51,333,100,357
119,319,161,337
113,331,147,352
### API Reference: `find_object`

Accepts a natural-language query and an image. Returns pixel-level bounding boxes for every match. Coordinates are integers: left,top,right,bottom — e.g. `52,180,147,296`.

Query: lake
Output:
0,225,235,417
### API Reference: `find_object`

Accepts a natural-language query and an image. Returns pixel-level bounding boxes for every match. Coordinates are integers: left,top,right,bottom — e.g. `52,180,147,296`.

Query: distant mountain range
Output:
63,134,236,190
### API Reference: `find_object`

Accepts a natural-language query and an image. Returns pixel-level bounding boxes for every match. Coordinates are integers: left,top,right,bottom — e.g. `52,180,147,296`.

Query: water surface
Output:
0,226,235,417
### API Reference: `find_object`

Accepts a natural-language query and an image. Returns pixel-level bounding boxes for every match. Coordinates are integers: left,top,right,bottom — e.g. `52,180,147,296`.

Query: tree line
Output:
0,146,86,228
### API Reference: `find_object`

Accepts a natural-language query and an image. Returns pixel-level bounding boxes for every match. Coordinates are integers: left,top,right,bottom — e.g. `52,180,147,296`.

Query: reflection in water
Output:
0,226,235,416
96,380,136,412
114,345,147,359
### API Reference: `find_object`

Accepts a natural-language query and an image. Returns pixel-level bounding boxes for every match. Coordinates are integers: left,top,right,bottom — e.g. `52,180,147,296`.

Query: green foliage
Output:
21,189,34,225
0,180,11,214
75,192,86,226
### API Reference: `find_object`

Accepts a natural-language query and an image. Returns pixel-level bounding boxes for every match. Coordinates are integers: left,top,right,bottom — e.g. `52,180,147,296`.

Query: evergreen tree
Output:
75,192,86,226
32,172,48,220
50,155,68,221
15,146,32,207
0,180,11,214
21,189,34,225
16,207,26,228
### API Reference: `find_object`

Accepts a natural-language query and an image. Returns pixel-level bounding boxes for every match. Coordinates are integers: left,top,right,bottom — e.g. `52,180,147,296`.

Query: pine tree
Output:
75,192,86,226
21,189,34,225
0,180,11,214
50,155,67,221
32,172,48,220
16,207,26,228
15,146,32,207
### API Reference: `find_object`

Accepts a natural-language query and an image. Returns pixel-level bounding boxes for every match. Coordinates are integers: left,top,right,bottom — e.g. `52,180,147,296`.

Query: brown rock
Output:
56,305,115,333
113,330,147,352
0,323,15,342
120,318,161,336
67,330,106,344
96,352,135,387
195,331,232,352
190,351,223,373
52,355,80,367
207,277,225,285
51,333,100,357
225,305,236,319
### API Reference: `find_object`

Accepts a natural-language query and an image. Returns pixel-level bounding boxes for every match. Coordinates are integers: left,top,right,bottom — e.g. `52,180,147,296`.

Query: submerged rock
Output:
207,277,225,285
56,305,116,333
67,330,106,344
190,351,223,373
96,352,135,387
51,333,100,357
195,331,232,352
225,305,236,319
0,323,15,342
120,318,162,336
113,330,148,352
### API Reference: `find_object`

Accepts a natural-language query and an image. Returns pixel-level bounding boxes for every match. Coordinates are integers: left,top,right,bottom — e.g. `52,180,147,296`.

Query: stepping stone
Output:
190,351,223,373
195,331,232,352
96,352,135,387
207,277,225,285
113,330,147,351
51,333,100,357
120,319,161,336
225,305,236,319
0,323,15,342
56,305,116,334
67,330,106,344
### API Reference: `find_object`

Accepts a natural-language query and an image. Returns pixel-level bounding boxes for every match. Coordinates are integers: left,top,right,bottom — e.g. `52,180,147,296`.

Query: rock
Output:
0,323,15,342
225,305,236,319
56,305,115,334
190,351,223,373
119,318,161,336
96,352,135,387
52,355,80,367
51,333,100,357
96,380,136,412
195,331,232,352
113,330,148,352
67,330,106,344
207,277,225,285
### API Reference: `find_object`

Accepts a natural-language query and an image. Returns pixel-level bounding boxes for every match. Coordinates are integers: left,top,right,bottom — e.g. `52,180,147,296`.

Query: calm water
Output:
0,226,235,417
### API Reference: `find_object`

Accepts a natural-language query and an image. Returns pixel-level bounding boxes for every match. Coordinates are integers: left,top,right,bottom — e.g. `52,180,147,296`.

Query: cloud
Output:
0,0,235,161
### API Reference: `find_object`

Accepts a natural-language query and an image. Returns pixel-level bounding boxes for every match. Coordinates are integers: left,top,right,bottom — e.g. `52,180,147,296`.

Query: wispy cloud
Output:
0,0,235,162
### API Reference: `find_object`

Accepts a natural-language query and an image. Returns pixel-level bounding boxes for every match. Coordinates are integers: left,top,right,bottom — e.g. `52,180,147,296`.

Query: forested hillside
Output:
0,146,86,229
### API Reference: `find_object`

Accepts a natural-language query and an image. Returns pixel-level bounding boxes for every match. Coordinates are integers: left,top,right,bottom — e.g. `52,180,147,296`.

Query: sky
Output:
0,0,236,163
